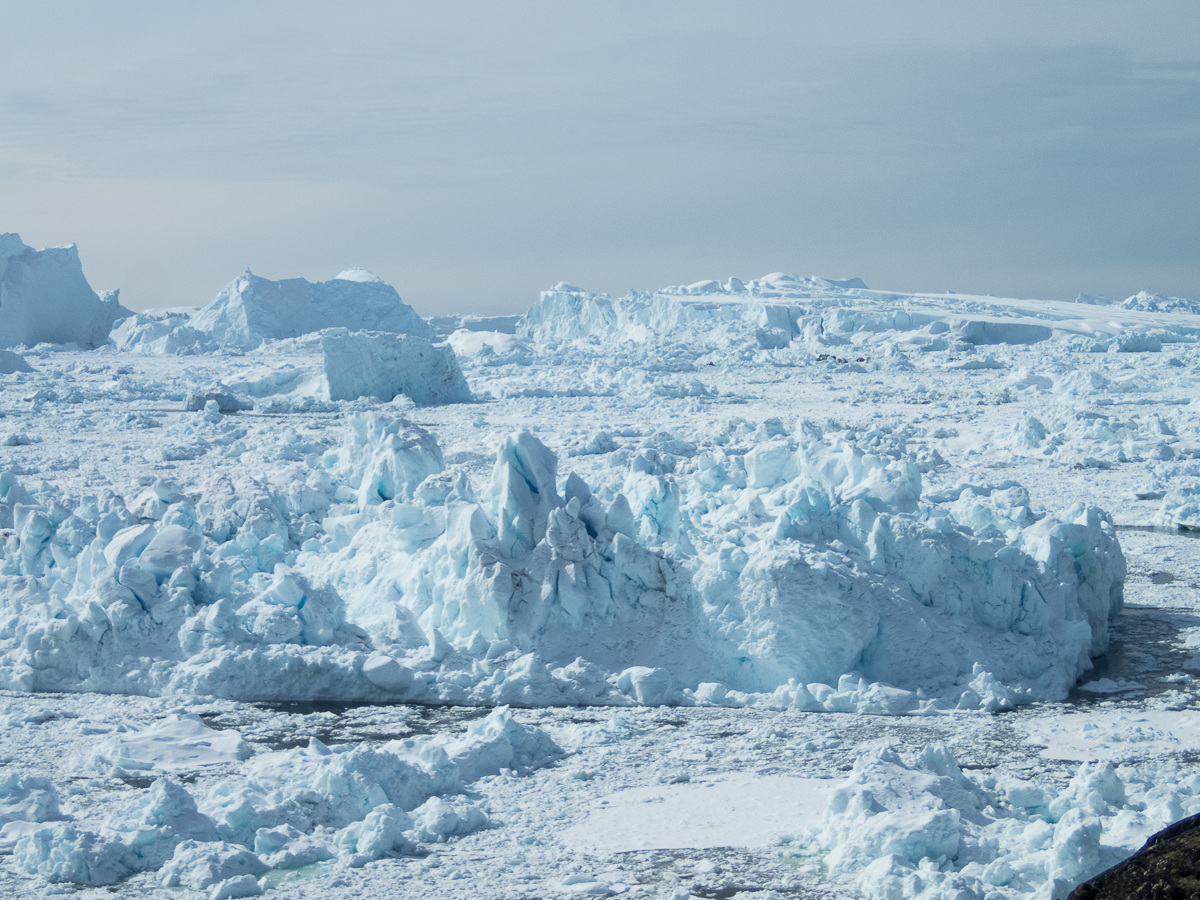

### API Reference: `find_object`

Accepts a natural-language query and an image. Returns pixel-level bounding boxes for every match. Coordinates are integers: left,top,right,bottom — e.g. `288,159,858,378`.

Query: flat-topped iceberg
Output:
518,276,1200,351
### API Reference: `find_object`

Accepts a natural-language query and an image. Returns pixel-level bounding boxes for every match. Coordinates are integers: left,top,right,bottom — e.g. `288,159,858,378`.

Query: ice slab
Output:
320,329,471,405
0,349,32,373
84,713,254,774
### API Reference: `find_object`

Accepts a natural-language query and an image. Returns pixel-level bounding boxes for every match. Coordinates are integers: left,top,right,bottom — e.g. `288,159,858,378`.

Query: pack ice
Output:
5,256,1199,900
0,400,1124,712
8,704,559,890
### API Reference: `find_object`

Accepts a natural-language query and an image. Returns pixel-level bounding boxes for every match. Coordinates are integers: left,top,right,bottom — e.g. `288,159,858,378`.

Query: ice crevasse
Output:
0,414,1124,712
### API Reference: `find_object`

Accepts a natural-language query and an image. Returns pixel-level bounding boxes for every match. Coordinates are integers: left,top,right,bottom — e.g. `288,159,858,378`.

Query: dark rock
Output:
1069,812,1200,899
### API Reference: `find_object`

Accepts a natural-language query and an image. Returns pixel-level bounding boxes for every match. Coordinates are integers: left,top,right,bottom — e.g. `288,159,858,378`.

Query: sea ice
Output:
1,260,1198,899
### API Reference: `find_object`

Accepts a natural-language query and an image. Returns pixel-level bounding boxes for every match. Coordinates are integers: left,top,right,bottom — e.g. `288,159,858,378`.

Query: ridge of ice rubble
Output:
802,741,1200,900
9,706,556,888
0,233,128,349
0,411,1124,712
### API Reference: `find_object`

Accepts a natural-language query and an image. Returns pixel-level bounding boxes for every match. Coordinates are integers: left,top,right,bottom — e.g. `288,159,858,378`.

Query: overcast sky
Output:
2,2,1198,315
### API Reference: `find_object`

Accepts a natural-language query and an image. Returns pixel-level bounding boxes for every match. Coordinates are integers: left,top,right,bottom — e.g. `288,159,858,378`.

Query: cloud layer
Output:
2,2,1197,313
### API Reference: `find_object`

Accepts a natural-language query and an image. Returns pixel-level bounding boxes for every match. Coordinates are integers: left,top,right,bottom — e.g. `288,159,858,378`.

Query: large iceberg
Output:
0,411,1124,711
188,269,436,349
0,233,127,349
109,269,472,408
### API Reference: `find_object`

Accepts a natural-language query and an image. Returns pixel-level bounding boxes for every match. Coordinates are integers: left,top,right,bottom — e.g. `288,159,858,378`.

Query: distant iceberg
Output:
188,269,436,350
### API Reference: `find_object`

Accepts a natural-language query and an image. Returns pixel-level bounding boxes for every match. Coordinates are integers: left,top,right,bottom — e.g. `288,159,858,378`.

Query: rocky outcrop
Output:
1069,813,1200,900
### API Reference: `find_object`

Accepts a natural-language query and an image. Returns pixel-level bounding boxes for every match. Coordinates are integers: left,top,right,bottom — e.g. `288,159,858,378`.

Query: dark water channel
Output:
1068,605,1200,705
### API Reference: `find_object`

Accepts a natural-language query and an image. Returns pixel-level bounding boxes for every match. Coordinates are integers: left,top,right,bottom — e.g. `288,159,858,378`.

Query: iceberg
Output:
320,329,472,405
189,269,436,349
518,276,1200,352
0,233,127,349
0,411,1124,710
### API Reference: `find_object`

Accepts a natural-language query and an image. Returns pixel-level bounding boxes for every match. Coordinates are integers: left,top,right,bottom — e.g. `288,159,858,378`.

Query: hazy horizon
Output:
3,2,1198,316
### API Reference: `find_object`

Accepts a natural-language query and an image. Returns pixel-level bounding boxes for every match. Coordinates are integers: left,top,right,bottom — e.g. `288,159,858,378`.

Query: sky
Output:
2,2,1198,316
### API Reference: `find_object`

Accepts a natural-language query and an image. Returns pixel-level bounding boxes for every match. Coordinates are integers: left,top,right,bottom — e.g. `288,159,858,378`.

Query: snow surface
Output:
561,774,831,852
2,267,1200,898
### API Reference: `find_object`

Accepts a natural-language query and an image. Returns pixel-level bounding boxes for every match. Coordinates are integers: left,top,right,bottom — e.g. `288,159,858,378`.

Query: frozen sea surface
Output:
2,271,1200,898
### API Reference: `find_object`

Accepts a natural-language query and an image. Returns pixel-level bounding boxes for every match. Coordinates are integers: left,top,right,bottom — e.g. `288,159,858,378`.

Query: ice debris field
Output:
3,231,1200,898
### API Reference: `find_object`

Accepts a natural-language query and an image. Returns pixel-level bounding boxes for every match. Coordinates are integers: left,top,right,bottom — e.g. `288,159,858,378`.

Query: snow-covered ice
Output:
2,258,1200,898
561,774,831,852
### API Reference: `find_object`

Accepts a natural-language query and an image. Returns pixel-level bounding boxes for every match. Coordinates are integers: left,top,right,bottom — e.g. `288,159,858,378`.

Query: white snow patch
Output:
562,774,830,851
